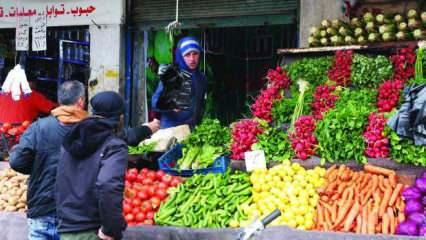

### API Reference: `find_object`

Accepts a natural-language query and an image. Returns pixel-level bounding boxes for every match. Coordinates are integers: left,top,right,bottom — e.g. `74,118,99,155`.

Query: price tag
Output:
32,15,47,51
16,16,30,51
244,150,266,172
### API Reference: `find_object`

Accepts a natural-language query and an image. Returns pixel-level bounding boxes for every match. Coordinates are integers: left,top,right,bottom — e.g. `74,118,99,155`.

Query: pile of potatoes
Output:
0,168,27,212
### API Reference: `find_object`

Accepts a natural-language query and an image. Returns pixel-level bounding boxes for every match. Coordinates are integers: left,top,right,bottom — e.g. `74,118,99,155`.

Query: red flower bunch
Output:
377,47,415,112
266,66,291,89
312,85,339,120
289,116,317,160
230,119,264,160
328,50,353,86
251,86,281,122
363,113,390,158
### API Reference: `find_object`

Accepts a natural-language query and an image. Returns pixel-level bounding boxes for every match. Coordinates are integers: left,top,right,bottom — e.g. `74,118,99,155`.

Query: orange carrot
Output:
325,165,337,179
341,188,350,204
343,202,361,231
335,199,354,227
356,214,362,234
337,182,348,195
387,207,396,234
388,174,397,188
368,210,378,234
378,175,386,193
397,210,405,223
331,193,340,201
340,169,352,181
324,206,333,231
331,202,337,223
321,195,330,202
382,212,390,234
388,183,403,207
373,192,381,211
317,204,325,229
338,164,346,176
364,164,395,177
361,206,368,234
326,182,338,194
379,187,393,217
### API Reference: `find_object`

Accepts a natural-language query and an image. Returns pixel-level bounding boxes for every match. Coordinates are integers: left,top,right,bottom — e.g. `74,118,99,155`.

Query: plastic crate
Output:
158,144,229,177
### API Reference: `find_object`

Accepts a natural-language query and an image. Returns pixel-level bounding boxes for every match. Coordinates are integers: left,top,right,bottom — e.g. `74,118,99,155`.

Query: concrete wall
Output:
88,24,123,100
299,0,344,48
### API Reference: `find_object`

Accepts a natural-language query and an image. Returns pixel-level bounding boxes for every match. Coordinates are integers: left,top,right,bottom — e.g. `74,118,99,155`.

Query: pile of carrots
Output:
315,164,406,234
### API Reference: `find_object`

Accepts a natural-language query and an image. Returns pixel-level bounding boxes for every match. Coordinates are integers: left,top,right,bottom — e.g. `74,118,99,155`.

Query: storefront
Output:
128,0,299,126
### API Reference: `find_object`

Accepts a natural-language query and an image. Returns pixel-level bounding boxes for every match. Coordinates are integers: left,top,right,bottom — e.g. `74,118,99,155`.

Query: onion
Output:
405,200,423,215
408,212,426,225
402,187,422,200
396,220,419,236
415,178,426,193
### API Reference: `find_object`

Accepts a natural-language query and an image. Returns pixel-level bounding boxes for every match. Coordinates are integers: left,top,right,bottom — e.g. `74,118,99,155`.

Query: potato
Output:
7,196,18,206
16,203,25,209
5,206,17,212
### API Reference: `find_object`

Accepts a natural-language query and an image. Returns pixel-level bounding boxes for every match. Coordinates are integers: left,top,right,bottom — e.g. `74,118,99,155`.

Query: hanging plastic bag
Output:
156,65,192,111
1,64,31,101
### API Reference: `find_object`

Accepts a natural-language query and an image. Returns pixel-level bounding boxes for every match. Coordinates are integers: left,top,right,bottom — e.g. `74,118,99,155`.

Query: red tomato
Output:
131,198,141,207
22,121,31,128
157,182,168,190
155,189,168,200
125,213,134,222
125,180,132,188
137,191,148,201
147,186,156,197
146,211,155,220
2,123,11,131
150,197,161,209
132,207,140,215
170,178,181,187
135,212,146,222
125,188,136,199
140,168,149,175
123,203,132,214
161,175,173,185
0,127,5,134
18,126,26,133
147,171,156,181
142,178,153,185
144,219,154,225
156,170,165,180
126,173,137,182
136,174,144,183
140,201,152,213
133,183,144,192
128,168,138,175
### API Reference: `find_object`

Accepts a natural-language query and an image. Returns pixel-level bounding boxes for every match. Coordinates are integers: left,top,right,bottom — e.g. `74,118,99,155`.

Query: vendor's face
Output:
183,51,200,70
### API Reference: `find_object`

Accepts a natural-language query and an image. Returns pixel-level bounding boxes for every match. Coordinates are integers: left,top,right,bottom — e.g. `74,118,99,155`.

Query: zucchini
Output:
338,26,353,36
398,22,408,31
330,35,343,46
344,36,355,45
354,27,364,37
407,9,418,19
394,14,404,23
320,37,329,46
413,29,425,40
408,18,420,29
382,32,395,42
326,27,337,36
331,19,344,29
320,30,327,37
363,12,375,22
357,36,367,45
396,31,408,41
365,22,376,33
321,19,331,28
351,17,363,28
308,36,320,47
378,24,396,34
368,32,380,42
310,26,321,37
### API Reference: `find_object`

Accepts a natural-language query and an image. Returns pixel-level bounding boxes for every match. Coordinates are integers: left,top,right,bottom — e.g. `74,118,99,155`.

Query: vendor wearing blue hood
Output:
152,37,207,129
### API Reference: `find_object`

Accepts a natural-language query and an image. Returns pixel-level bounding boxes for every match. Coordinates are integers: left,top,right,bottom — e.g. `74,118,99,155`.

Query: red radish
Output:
328,50,353,87
363,113,390,158
312,85,339,120
230,119,264,160
289,115,317,160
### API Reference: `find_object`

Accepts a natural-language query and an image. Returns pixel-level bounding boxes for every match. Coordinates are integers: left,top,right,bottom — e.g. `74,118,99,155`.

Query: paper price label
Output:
244,150,266,172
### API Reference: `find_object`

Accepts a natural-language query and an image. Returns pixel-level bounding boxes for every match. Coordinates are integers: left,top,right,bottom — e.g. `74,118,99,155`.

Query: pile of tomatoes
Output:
0,121,31,144
123,168,183,226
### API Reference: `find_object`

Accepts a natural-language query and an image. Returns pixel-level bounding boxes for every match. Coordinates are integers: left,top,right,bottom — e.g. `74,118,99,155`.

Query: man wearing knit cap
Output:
152,36,207,129
56,91,128,240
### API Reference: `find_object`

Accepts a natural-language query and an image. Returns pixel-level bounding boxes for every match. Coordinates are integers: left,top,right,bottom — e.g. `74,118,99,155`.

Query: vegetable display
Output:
285,57,333,87
272,87,313,125
239,163,325,229
328,50,353,86
350,54,393,89
123,168,183,226
253,127,293,162
289,116,318,160
388,130,426,166
128,143,156,155
312,85,339,120
363,113,390,158
0,168,27,212
230,119,264,160
396,171,426,236
308,10,426,47
155,171,251,228
316,164,404,234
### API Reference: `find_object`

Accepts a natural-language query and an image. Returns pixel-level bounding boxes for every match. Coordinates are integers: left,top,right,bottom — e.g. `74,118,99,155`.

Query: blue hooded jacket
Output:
152,37,207,129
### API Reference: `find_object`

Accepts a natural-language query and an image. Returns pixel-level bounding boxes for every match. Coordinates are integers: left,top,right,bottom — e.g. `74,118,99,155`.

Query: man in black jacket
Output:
10,81,159,240
56,91,128,240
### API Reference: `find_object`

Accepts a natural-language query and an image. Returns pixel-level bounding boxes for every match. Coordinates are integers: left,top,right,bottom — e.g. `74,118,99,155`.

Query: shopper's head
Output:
176,37,201,71
90,91,124,128
58,80,85,108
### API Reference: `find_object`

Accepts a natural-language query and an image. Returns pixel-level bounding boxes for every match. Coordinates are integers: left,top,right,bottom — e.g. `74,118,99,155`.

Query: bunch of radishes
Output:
377,47,415,112
312,85,339,120
328,50,353,87
377,79,404,112
363,113,390,158
289,115,317,160
266,66,291,89
251,86,282,123
230,119,264,160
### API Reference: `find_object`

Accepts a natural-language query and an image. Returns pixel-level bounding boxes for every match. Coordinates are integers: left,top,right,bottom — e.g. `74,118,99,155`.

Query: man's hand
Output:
145,119,160,133
98,228,114,240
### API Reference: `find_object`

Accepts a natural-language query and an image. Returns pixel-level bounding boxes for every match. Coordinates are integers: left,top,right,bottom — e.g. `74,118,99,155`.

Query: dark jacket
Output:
56,117,127,240
9,115,151,219
9,116,73,218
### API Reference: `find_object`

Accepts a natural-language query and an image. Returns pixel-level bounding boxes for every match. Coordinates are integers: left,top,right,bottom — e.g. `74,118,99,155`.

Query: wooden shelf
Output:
277,40,424,55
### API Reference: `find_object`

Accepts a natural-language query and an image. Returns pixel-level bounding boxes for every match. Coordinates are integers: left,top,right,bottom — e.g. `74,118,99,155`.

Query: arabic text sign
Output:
0,0,123,28
16,17,29,51
32,14,46,51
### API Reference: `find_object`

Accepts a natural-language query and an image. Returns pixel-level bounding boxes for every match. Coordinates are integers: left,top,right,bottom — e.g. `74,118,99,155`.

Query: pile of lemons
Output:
238,162,326,230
